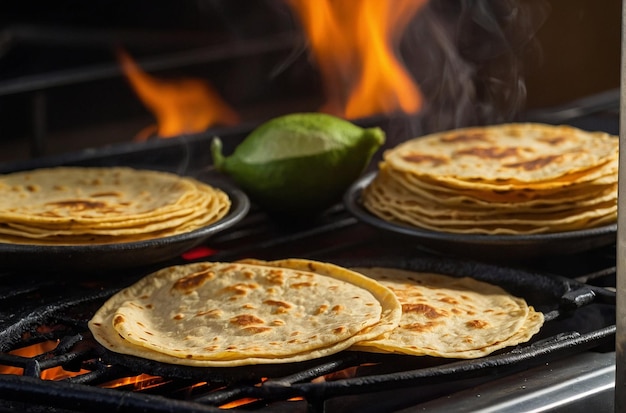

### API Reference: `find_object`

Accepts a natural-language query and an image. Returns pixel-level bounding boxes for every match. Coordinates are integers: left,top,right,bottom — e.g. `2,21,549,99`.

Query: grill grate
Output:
0,205,617,413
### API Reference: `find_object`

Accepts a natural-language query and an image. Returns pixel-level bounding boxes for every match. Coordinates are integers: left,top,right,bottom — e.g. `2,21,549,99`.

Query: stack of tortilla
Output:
362,123,618,234
88,259,402,367
0,166,231,245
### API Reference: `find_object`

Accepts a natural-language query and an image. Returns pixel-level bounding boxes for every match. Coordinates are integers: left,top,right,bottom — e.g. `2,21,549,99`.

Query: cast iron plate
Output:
93,255,615,383
0,180,250,272
344,172,616,261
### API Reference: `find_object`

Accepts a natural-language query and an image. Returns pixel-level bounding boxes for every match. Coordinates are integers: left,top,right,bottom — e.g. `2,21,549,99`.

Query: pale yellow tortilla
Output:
349,267,545,358
0,167,231,244
88,260,401,367
384,123,617,184
362,123,617,234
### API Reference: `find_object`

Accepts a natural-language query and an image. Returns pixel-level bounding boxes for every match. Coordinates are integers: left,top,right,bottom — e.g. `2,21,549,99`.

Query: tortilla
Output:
362,123,618,234
0,167,231,244
349,267,544,358
384,123,617,183
88,259,401,367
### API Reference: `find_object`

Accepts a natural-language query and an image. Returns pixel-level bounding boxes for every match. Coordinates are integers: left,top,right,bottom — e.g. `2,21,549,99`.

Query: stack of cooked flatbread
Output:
0,166,231,245
89,258,544,366
362,123,618,234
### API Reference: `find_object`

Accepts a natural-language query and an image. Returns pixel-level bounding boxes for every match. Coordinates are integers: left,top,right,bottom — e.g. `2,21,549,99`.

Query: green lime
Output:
211,113,385,217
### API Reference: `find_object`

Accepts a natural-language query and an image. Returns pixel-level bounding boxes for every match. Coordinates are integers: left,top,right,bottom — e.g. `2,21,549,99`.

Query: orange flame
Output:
0,341,89,380
100,373,167,390
219,397,262,409
117,50,240,139
287,0,426,119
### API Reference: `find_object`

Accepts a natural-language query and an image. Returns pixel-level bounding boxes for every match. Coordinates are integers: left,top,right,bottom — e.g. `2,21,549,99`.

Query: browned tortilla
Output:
363,123,617,234
88,260,401,366
0,167,231,244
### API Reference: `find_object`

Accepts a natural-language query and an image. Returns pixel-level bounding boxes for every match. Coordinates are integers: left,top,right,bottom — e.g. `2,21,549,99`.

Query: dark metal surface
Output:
403,351,615,412
0,206,617,412
616,4,626,411
0,32,301,97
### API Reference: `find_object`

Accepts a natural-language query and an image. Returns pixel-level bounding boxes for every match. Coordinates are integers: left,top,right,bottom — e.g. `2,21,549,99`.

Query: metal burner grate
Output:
0,205,617,412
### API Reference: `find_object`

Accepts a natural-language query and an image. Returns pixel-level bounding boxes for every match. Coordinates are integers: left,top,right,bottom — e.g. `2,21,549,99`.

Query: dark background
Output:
0,0,620,164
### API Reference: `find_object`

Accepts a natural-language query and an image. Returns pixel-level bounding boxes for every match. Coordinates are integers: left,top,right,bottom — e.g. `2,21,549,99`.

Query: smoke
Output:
401,0,551,133
204,0,551,145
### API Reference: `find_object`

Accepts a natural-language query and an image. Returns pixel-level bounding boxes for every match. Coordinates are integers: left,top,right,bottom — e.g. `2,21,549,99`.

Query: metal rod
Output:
31,91,47,158
615,1,626,411
1,24,224,49
0,32,301,97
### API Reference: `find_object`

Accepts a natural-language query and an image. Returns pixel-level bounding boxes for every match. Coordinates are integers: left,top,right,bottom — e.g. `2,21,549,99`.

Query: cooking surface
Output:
0,209,613,411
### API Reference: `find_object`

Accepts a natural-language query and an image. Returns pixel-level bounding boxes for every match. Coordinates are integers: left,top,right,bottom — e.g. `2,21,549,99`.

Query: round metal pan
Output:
344,172,617,261
0,181,250,273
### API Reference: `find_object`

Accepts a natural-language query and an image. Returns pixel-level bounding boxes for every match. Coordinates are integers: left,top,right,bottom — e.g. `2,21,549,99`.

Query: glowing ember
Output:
310,364,379,383
100,373,167,390
287,0,426,119
181,245,217,261
218,377,304,409
219,397,263,409
117,49,240,139
0,341,88,380
219,397,304,409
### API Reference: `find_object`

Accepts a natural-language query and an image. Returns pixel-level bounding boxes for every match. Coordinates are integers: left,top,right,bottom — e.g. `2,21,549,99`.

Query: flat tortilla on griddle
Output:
88,260,401,367
349,267,544,358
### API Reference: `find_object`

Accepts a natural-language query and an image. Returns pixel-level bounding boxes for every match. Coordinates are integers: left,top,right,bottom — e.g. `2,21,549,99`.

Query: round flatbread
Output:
362,123,618,234
0,167,196,223
349,267,544,358
0,167,231,244
384,123,617,183
88,260,401,367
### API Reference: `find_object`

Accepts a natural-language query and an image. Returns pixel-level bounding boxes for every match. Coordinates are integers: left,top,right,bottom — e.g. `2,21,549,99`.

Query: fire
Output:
287,0,427,119
219,397,263,409
0,341,88,380
117,50,240,139
100,373,168,390
311,365,361,382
